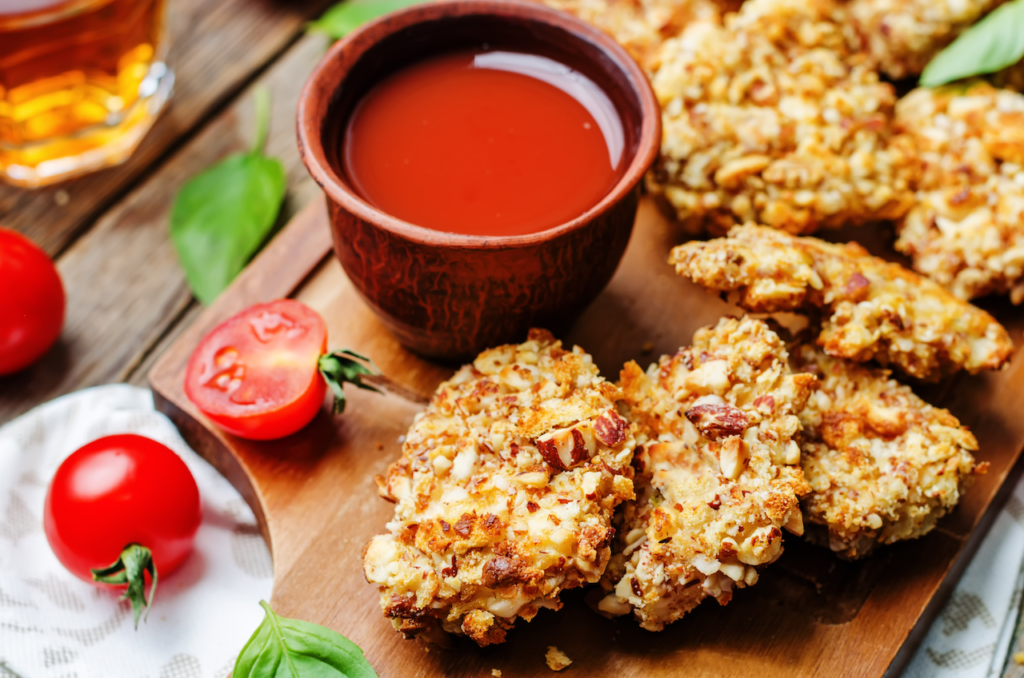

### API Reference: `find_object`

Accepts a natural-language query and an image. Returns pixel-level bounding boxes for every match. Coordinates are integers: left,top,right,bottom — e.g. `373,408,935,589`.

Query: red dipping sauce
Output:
342,49,626,237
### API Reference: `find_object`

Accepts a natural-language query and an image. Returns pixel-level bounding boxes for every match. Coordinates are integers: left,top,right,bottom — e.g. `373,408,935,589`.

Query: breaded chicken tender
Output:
670,225,1014,380
647,0,919,236
894,84,1024,304
847,0,1005,80
540,0,723,71
791,343,984,559
598,317,816,631
363,330,637,646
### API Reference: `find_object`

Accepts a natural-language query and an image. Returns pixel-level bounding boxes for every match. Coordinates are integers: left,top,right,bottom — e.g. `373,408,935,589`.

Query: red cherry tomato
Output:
185,299,328,440
0,227,65,375
44,434,201,622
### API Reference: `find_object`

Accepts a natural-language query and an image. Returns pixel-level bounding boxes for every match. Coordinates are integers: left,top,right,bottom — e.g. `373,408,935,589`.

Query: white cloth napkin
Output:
0,385,273,678
904,477,1024,678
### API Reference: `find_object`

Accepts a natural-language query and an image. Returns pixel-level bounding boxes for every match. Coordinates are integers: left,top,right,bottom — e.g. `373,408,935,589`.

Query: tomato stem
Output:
91,544,158,630
318,349,382,414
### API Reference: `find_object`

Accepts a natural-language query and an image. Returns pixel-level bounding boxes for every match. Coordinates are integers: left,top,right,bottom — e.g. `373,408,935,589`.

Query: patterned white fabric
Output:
904,480,1024,678
0,385,272,678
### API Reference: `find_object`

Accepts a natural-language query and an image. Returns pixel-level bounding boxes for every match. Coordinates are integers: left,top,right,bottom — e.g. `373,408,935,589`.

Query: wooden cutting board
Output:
149,196,1024,677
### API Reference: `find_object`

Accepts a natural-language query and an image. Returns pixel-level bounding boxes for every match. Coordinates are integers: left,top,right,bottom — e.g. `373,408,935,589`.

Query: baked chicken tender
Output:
363,330,637,646
647,0,919,236
847,0,1006,80
598,317,816,631
540,0,723,72
670,225,1014,380
792,343,985,559
894,84,1024,305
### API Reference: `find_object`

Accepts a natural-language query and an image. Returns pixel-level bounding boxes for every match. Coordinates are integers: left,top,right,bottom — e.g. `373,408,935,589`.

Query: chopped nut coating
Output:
670,224,1014,379
793,343,984,558
363,330,636,646
848,0,1006,80
602,317,816,631
895,84,1024,305
646,0,919,235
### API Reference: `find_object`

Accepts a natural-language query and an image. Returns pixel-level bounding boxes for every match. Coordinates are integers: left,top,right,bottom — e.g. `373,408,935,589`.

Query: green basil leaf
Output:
234,600,379,678
170,87,285,305
307,0,431,40
921,0,1024,87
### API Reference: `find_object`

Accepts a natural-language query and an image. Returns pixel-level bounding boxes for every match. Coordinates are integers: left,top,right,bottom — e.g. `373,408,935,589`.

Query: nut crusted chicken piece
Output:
598,317,816,631
792,343,985,559
363,330,637,646
540,0,723,71
847,0,1006,80
647,0,920,236
670,225,1014,380
894,85,1024,305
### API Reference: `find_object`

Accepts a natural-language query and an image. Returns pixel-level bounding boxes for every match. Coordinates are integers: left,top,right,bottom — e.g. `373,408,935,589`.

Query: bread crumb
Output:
1014,652,1024,665
641,341,654,354
492,671,503,677
545,646,572,671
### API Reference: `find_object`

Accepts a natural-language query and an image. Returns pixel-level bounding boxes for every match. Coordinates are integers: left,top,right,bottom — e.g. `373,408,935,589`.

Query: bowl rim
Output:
297,0,661,251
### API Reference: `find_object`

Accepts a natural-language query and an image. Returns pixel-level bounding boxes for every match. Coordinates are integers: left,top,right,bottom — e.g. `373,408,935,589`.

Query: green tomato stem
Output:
318,349,383,415
91,544,158,630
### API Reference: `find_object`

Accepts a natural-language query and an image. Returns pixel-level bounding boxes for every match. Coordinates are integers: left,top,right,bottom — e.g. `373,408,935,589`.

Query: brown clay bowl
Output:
297,0,661,361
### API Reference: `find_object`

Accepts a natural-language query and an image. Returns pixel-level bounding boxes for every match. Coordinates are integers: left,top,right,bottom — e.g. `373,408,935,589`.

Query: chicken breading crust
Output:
363,330,637,646
791,343,984,559
540,0,723,71
597,317,816,631
894,84,1024,305
670,224,1014,380
646,0,919,236
847,0,1006,80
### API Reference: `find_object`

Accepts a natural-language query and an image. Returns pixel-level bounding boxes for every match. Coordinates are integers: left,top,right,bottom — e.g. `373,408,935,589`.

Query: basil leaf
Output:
234,600,379,678
307,0,431,40
921,0,1024,87
171,87,286,305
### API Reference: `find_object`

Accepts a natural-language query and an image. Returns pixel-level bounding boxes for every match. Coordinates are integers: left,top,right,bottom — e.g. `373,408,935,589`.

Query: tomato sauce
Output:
342,49,625,237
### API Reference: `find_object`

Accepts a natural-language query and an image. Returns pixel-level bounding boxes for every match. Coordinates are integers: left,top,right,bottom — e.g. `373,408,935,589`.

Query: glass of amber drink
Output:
0,0,172,188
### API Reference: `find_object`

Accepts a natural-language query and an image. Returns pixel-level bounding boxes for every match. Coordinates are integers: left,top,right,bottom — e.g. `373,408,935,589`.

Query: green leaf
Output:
233,600,379,678
318,349,382,415
921,0,1024,87
307,0,431,40
170,86,286,305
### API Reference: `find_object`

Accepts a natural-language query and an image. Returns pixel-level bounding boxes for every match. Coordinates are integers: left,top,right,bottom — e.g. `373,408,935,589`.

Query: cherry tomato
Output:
44,434,201,623
185,299,329,440
0,227,65,375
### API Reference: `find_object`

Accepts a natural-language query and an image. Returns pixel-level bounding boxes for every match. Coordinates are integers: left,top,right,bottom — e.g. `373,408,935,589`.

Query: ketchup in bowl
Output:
342,48,626,237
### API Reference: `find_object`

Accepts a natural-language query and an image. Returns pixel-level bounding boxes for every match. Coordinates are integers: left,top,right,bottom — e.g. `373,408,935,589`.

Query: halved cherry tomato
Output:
186,300,381,440
185,300,328,440
0,227,65,375
44,434,201,627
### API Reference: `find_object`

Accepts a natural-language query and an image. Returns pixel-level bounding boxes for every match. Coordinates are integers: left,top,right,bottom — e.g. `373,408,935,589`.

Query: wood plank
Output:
0,0,335,257
0,34,333,423
149,197,1024,677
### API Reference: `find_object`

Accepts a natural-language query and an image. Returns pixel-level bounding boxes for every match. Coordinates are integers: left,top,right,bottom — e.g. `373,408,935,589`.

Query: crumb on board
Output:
492,670,503,677
376,442,384,450
1015,652,1024,665
641,341,654,354
545,646,572,671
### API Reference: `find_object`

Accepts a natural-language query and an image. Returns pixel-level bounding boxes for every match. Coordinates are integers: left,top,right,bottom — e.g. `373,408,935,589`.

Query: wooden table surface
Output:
2,3,1024,677
0,0,337,424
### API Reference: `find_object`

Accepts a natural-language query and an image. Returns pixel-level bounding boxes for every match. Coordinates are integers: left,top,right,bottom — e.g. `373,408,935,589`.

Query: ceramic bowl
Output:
298,0,660,361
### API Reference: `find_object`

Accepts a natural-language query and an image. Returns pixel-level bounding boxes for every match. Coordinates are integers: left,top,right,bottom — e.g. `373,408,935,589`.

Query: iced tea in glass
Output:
0,0,172,187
